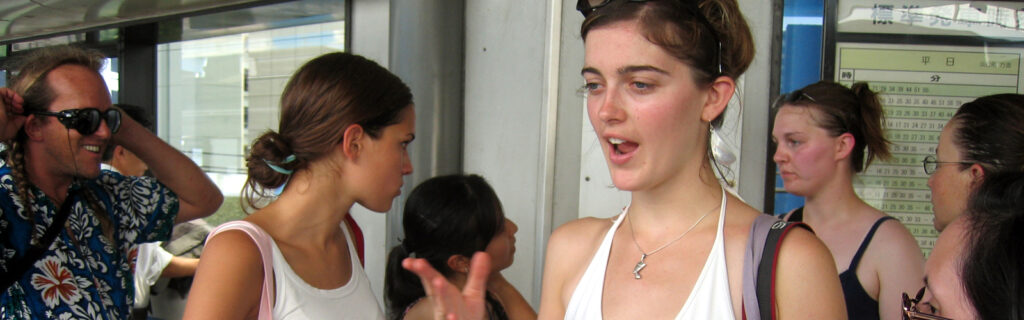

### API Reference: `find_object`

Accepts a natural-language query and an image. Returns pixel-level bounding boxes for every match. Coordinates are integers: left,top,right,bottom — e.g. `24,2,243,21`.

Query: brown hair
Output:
241,52,413,211
3,45,109,242
950,94,1024,174
772,81,891,172
580,0,755,184
580,0,754,90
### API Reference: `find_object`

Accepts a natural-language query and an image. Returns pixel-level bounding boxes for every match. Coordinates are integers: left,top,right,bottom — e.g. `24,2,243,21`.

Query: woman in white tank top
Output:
183,52,417,319
402,1,848,319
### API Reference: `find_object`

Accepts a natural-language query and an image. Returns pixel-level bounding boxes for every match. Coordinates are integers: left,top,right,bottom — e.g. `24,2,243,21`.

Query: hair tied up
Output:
399,240,417,258
263,154,296,175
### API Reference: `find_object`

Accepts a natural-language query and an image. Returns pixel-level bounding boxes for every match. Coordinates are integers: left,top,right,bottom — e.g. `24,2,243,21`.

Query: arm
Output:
536,224,575,319
487,273,536,320
537,217,610,319
112,115,223,223
160,256,200,279
774,228,847,320
403,252,492,320
182,231,264,320
874,221,925,320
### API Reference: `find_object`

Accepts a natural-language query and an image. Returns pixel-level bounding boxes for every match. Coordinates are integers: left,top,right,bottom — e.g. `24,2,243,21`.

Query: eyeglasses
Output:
922,155,973,175
32,108,121,136
903,287,952,320
576,0,723,75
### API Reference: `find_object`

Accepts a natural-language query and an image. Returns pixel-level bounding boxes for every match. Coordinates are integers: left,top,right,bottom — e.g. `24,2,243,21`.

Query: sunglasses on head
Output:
32,107,122,136
576,0,723,75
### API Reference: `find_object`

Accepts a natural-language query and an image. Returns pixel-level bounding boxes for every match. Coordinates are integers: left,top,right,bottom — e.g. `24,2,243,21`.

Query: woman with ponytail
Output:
184,51,415,319
384,174,534,320
771,81,923,320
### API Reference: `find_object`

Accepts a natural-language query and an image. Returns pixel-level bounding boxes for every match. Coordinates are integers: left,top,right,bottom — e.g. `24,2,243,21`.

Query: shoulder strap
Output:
0,190,78,293
756,219,810,320
741,214,812,320
207,221,276,320
848,216,895,270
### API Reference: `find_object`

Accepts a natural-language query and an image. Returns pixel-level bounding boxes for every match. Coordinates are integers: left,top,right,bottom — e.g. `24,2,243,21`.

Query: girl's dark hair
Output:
962,171,1024,320
950,94,1024,175
384,174,508,320
241,52,412,211
772,81,890,172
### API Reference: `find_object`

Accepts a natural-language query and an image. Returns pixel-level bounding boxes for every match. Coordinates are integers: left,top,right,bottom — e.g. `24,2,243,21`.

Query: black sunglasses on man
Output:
31,107,122,136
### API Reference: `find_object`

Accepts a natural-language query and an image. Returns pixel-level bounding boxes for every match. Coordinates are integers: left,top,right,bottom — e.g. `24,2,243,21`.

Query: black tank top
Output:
788,208,894,320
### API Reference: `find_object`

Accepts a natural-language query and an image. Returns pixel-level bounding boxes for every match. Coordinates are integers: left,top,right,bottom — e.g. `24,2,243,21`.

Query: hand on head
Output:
0,88,25,141
403,251,492,320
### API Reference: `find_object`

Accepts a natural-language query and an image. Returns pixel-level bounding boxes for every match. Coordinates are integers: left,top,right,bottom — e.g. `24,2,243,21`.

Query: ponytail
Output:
850,82,891,171
384,244,424,320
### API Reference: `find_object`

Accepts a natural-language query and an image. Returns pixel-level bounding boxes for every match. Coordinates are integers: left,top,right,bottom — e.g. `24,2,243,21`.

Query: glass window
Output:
157,1,346,226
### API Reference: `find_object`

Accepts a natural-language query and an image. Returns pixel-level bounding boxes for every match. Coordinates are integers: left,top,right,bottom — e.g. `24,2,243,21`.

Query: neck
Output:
255,168,353,246
628,164,723,237
630,163,722,219
803,170,863,221
24,151,73,205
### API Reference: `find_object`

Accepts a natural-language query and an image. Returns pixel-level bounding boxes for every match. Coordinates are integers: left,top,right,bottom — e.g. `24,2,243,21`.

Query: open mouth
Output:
609,137,638,155
83,145,101,153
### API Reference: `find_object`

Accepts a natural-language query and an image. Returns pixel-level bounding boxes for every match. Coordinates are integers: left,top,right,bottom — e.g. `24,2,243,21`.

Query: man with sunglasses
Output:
0,45,223,319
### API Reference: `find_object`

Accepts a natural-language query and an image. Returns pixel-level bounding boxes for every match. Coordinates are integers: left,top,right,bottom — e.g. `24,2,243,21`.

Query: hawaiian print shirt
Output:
0,164,178,320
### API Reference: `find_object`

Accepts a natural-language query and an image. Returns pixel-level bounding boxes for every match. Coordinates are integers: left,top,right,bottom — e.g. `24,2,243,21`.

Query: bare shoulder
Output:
864,213,924,270
550,216,616,247
774,227,847,319
546,215,616,270
195,228,265,283
184,228,266,318
538,215,617,318
402,298,433,320
873,216,921,250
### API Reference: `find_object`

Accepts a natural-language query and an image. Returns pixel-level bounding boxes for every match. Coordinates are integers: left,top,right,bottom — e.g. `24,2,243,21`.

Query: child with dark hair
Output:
385,174,535,320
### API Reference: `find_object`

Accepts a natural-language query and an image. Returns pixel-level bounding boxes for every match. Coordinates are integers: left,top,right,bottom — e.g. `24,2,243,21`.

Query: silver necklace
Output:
627,201,720,280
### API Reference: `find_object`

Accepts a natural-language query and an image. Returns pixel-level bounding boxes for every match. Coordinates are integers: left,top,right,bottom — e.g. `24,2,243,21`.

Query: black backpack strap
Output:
756,219,811,320
1,190,78,293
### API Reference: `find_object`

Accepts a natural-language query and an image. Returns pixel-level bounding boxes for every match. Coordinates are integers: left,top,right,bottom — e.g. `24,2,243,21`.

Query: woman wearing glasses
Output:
905,171,1024,320
772,81,924,320
925,94,1024,232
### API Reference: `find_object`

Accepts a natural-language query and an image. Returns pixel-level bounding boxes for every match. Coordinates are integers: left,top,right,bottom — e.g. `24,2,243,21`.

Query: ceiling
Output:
0,0,285,43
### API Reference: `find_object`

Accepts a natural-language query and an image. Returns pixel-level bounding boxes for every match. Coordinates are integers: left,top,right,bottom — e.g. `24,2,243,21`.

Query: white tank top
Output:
270,223,385,320
565,187,734,319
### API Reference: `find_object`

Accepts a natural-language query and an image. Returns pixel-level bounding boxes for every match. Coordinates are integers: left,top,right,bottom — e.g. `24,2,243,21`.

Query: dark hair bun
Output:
245,130,298,189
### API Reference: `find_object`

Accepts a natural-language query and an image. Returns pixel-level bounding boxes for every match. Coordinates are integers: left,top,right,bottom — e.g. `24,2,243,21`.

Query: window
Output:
157,0,346,225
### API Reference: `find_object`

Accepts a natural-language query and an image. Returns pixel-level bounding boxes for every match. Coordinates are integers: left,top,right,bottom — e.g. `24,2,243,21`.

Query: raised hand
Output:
403,251,492,320
0,88,25,141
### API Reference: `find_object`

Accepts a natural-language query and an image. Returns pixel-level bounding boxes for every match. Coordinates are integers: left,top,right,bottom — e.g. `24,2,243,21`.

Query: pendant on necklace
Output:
632,253,648,279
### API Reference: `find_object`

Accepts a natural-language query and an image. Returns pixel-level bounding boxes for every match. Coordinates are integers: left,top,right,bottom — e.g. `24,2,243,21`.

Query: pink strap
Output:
207,221,276,320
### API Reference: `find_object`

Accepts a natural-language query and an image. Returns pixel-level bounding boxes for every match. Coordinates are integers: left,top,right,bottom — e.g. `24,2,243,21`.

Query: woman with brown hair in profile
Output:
184,52,416,319
772,81,923,320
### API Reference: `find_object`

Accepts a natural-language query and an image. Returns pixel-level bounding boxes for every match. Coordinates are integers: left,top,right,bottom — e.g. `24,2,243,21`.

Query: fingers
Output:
0,88,24,115
0,88,25,141
403,254,492,320
403,257,439,297
462,252,492,301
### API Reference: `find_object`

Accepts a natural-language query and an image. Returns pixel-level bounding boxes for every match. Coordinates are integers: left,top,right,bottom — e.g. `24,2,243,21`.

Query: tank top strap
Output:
848,216,896,270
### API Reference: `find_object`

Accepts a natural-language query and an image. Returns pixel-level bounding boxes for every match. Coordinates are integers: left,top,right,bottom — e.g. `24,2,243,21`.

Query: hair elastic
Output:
263,154,297,175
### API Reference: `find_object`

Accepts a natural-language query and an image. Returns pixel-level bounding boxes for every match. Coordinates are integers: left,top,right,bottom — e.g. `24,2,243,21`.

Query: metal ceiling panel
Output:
0,0,282,43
